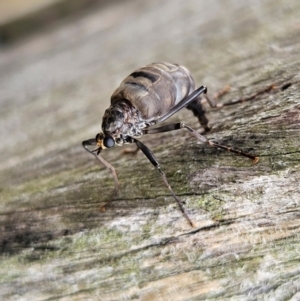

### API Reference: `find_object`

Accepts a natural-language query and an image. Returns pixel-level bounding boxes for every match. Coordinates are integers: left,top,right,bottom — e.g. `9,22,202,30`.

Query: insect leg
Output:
82,139,119,210
186,88,216,131
144,123,259,163
129,137,195,227
186,98,210,132
153,86,208,124
203,84,276,108
182,124,259,163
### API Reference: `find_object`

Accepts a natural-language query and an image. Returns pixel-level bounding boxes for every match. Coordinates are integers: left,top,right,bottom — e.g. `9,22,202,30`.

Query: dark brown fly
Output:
82,62,258,227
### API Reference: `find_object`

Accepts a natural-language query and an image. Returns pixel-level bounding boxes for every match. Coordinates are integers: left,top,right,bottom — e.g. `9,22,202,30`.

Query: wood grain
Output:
0,0,299,300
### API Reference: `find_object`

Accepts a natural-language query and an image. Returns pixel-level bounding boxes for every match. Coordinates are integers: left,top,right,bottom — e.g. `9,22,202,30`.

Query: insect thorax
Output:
102,100,148,145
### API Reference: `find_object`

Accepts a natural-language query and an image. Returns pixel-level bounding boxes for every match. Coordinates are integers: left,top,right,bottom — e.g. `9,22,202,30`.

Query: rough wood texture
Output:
0,0,299,300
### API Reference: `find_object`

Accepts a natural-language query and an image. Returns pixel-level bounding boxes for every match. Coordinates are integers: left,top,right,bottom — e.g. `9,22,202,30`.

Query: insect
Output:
82,62,258,227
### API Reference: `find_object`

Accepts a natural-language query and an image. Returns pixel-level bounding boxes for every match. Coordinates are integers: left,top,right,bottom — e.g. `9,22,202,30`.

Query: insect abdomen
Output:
110,63,196,121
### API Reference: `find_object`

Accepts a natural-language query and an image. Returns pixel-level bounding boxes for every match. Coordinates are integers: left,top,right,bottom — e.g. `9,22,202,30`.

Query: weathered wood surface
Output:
0,0,299,300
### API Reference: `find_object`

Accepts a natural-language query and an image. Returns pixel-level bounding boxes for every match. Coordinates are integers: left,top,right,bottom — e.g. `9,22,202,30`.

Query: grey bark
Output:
0,0,299,300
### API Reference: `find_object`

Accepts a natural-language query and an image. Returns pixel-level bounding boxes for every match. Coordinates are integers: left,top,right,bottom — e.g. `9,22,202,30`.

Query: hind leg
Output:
186,98,210,132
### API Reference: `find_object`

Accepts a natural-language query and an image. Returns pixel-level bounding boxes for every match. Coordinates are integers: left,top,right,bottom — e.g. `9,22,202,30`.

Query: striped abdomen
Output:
110,62,196,121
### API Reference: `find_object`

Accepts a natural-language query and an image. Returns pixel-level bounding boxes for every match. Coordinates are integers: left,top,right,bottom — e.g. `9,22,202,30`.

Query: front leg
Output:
128,136,195,227
82,138,119,210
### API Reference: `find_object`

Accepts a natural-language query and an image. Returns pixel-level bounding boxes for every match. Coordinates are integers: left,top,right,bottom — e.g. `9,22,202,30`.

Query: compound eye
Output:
103,135,115,148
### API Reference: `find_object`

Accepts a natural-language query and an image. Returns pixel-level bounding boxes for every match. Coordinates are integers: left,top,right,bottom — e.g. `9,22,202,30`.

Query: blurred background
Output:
1,0,249,178
2,0,294,177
